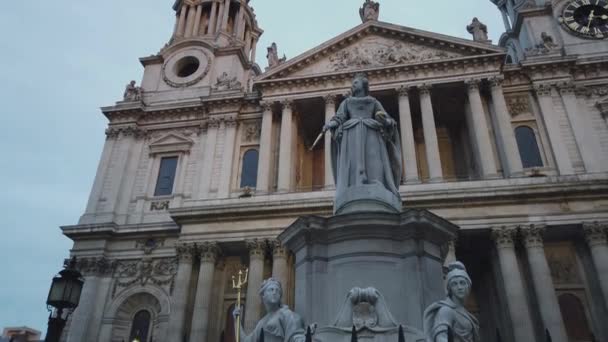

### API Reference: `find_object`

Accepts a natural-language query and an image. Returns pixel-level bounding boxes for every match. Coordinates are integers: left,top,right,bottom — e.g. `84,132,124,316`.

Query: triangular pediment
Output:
149,133,194,155
258,21,504,80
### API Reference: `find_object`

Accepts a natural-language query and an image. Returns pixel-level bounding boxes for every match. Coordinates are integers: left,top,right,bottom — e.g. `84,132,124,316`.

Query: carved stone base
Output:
280,209,459,331
334,183,402,215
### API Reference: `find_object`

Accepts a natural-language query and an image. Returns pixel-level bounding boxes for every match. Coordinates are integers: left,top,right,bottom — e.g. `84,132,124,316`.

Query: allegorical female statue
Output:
423,262,480,342
234,278,306,342
325,73,402,214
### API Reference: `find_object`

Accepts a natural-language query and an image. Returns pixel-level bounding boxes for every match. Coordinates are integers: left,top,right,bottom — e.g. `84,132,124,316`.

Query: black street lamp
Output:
44,257,84,342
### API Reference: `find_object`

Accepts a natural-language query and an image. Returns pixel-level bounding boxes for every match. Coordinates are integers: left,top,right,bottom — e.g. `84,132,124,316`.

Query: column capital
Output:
270,239,288,258
488,76,505,88
533,83,554,97
556,81,576,95
246,238,267,259
397,85,413,97
465,78,482,91
208,117,221,129
176,242,197,263
417,83,432,95
520,223,546,249
260,101,273,112
224,115,238,128
583,221,608,247
198,241,221,263
323,94,338,106
281,99,294,110
491,226,518,249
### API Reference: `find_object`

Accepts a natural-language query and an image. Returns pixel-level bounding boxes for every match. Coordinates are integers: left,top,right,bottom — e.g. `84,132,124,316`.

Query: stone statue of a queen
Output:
325,73,402,214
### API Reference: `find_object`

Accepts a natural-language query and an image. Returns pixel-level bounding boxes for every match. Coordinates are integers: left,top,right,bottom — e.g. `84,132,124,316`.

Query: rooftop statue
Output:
466,18,489,43
324,73,402,214
423,262,480,342
266,42,287,70
233,278,307,342
123,80,142,101
359,0,380,22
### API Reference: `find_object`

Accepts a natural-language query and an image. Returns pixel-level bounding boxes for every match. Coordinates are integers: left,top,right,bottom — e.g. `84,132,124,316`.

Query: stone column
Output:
277,100,294,192
256,102,273,193
559,83,603,173
185,5,196,38
583,222,608,308
218,117,238,198
192,4,203,37
419,84,443,182
521,225,568,342
466,79,498,178
250,37,258,63
534,84,574,175
271,239,289,287
176,5,188,37
167,243,196,342
397,86,419,183
324,95,336,188
491,226,536,342
207,1,218,35
221,0,231,31
244,239,266,331
189,242,221,342
198,118,220,198
66,260,104,342
489,77,524,177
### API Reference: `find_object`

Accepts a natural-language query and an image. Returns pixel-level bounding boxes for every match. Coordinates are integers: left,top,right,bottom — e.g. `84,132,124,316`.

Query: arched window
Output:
558,293,592,341
515,126,543,168
240,149,259,188
129,310,151,342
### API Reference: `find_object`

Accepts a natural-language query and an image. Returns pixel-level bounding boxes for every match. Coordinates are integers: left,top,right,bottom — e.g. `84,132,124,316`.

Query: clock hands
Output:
586,10,595,31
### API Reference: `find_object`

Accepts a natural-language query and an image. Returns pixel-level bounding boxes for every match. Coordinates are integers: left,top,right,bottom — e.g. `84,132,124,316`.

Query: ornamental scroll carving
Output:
506,95,531,116
112,257,178,297
329,39,460,72
242,121,261,143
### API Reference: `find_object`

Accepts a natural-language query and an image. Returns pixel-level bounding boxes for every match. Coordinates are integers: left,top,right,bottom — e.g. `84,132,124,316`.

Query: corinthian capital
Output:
397,85,412,97
488,76,504,88
417,83,432,95
175,242,197,263
270,239,288,258
520,223,546,249
246,238,267,259
583,221,608,247
198,241,221,263
491,226,518,249
323,94,337,106
465,78,482,91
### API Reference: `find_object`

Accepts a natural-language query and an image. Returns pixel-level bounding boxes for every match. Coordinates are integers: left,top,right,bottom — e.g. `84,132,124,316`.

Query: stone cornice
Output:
61,222,179,240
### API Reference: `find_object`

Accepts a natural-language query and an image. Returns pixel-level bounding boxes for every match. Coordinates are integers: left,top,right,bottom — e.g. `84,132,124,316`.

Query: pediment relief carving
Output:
148,133,194,155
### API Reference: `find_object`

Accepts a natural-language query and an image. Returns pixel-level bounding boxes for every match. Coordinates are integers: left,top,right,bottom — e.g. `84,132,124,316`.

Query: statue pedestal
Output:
279,209,458,332
334,183,402,215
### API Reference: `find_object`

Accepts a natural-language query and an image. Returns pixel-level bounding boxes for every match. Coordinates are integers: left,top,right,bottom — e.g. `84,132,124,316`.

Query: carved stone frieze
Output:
328,38,461,72
575,85,608,98
491,226,518,249
583,221,608,247
112,257,178,297
506,95,531,116
135,238,165,255
242,121,261,143
105,126,148,140
520,224,546,249
71,257,116,277
198,241,221,263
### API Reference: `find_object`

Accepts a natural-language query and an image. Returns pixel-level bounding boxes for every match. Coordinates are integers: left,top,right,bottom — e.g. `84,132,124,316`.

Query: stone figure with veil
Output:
324,73,403,214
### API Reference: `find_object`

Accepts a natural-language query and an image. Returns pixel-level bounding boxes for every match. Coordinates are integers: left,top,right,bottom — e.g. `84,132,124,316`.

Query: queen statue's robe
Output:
329,95,402,214
243,305,306,342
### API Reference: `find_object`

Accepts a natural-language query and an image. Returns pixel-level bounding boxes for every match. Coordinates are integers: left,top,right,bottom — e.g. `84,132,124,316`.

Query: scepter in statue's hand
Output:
232,268,249,342
310,120,338,151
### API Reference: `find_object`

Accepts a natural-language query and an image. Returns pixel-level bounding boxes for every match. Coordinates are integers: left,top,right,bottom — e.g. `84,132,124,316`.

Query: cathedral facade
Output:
61,0,608,341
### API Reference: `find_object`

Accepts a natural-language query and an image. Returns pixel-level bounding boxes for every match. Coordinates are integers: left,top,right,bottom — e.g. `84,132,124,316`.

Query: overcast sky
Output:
0,0,503,335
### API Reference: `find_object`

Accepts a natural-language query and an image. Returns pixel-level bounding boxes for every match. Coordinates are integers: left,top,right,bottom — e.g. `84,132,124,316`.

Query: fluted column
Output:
218,117,238,198
559,83,604,173
583,222,608,307
207,1,218,35
324,95,336,188
244,239,266,331
189,242,221,342
419,84,443,181
271,239,289,288
167,243,196,342
521,225,568,342
176,5,188,37
466,79,498,178
221,0,231,31
192,4,203,37
256,102,273,193
397,86,419,183
534,84,574,175
250,37,258,62
277,100,294,192
491,226,536,342
489,77,524,177
198,118,220,198
185,5,196,38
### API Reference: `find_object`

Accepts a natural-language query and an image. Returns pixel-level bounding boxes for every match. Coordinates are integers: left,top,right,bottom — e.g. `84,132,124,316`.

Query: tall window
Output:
154,156,178,196
515,126,543,168
558,294,593,341
129,310,151,342
240,149,259,188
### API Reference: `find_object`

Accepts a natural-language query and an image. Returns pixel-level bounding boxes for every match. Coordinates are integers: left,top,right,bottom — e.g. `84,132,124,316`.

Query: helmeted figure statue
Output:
359,0,380,22
325,73,402,214
233,278,306,342
423,262,480,342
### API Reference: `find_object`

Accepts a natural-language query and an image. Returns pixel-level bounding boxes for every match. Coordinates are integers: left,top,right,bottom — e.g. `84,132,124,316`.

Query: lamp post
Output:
44,257,84,342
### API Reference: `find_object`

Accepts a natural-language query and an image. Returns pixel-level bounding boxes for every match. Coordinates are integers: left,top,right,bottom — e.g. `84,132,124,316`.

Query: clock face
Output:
560,0,608,39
